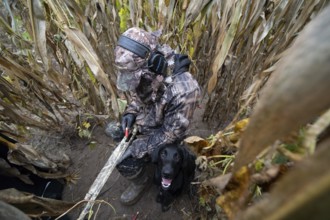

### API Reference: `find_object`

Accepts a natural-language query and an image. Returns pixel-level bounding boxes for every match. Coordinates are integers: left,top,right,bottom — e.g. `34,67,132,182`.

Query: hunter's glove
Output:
173,54,191,75
121,113,136,130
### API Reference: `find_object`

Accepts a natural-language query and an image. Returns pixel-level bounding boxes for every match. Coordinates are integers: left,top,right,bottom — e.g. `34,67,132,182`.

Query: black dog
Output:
152,143,196,212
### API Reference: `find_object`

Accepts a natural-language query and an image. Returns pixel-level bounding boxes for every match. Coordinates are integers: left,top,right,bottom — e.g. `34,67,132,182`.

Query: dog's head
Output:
152,143,195,190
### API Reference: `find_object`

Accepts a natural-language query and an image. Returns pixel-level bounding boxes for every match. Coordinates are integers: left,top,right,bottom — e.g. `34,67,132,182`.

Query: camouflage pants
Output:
116,156,150,178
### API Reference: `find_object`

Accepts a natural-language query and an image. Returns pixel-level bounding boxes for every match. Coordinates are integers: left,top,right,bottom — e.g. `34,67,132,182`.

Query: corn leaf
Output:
27,0,49,72
208,1,244,94
233,6,330,171
236,137,330,220
64,27,119,117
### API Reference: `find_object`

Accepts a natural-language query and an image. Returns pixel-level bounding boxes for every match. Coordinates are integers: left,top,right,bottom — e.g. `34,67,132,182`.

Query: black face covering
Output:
135,74,165,105
136,76,153,104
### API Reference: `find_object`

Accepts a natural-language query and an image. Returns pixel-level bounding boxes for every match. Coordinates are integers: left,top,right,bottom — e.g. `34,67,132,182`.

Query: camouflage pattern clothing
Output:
114,27,200,175
124,69,200,159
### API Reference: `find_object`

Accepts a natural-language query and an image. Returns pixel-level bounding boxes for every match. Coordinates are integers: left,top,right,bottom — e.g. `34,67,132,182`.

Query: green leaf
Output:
254,159,264,172
88,141,97,150
119,4,130,33
117,98,127,114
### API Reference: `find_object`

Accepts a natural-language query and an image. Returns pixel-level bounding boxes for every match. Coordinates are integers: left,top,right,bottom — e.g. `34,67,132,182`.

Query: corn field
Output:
1,0,330,219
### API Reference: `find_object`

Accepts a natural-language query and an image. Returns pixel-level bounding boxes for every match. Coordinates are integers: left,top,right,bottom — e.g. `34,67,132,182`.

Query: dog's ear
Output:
151,145,163,163
181,146,190,168
181,145,196,168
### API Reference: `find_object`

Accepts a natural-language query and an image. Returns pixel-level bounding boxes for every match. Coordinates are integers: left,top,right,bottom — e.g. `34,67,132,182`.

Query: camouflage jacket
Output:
125,69,201,158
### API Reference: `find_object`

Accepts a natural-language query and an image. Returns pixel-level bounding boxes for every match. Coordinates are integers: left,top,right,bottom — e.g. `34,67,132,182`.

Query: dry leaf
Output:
184,135,210,155
216,166,250,219
233,6,330,172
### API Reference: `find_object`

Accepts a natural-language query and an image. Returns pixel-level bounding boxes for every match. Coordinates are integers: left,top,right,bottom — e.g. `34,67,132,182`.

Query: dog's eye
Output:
173,154,181,162
160,150,166,159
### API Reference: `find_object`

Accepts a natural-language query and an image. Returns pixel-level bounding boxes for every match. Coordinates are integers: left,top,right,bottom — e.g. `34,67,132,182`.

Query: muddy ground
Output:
61,104,216,220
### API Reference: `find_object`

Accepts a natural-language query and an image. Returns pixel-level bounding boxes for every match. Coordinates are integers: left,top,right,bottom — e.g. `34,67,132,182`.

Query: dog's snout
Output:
162,166,173,179
162,170,170,178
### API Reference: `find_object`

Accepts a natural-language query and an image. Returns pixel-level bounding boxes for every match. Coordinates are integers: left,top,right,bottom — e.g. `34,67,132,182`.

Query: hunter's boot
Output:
120,169,150,205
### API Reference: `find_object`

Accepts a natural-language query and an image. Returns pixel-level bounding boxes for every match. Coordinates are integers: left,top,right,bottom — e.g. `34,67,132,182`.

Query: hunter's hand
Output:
121,113,136,130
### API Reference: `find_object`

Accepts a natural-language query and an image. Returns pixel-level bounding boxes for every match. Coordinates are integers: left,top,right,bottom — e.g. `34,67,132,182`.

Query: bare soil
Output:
61,104,216,220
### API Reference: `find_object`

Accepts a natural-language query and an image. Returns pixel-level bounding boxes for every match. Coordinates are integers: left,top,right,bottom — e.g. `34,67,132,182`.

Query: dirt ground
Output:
61,103,216,220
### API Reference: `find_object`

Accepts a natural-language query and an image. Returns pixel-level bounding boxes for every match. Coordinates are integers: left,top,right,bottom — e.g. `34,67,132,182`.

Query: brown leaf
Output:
203,173,232,192
234,118,249,133
251,165,281,185
0,188,74,217
233,5,330,172
64,27,119,118
184,0,211,27
184,135,209,155
235,136,330,220
207,73,218,95
216,166,250,219
28,0,49,71
208,0,243,94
